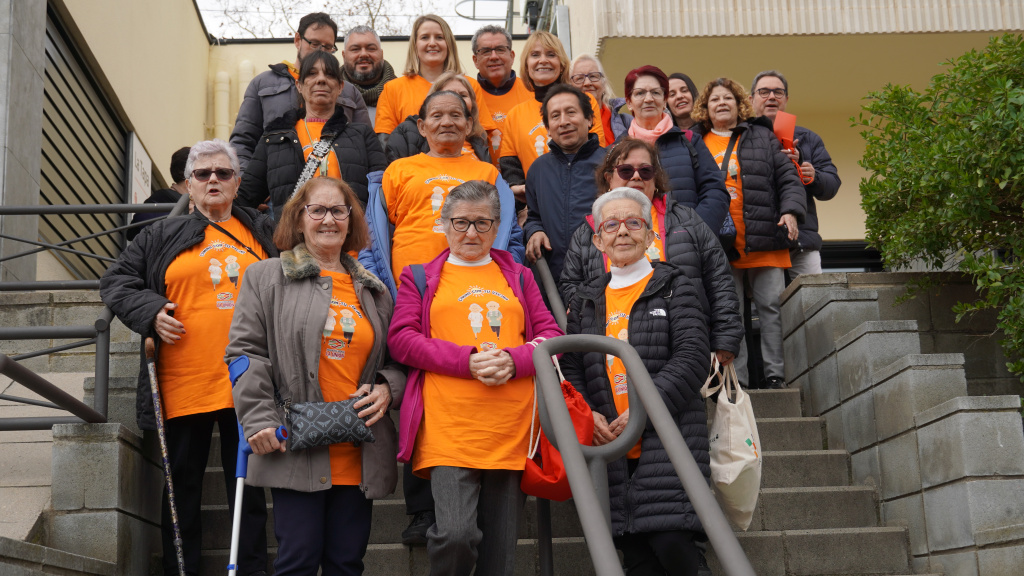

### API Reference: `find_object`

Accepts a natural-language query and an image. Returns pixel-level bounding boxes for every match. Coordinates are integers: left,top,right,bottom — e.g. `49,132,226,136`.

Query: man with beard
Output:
341,25,397,124
229,12,371,171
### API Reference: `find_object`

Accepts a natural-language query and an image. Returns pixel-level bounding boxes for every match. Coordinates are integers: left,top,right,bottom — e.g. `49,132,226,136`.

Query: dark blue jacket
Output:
793,126,841,251
618,116,730,233
523,135,607,283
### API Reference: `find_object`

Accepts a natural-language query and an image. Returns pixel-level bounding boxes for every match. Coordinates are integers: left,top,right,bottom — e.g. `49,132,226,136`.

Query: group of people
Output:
100,10,840,576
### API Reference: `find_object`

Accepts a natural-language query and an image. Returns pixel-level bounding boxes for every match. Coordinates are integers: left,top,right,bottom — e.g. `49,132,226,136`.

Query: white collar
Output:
711,128,734,137
446,253,493,267
608,258,653,289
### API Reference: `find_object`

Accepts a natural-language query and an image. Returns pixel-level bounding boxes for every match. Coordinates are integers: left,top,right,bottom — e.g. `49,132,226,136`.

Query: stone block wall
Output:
781,272,1024,576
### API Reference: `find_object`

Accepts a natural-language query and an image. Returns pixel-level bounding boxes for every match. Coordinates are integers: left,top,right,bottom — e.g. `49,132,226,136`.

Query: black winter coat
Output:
793,126,840,251
385,114,491,164
697,117,806,255
523,135,608,283
563,263,711,536
237,107,386,213
619,117,730,233
559,196,743,355
99,207,278,431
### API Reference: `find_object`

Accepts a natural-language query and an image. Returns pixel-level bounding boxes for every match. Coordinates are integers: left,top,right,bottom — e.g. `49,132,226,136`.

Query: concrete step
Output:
762,450,850,488
745,388,802,419
707,527,911,576
754,417,826,451
750,486,878,531
0,537,115,576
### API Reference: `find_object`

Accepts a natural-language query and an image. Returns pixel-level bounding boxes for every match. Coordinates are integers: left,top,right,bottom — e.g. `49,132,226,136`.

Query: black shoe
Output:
402,510,435,546
766,376,786,389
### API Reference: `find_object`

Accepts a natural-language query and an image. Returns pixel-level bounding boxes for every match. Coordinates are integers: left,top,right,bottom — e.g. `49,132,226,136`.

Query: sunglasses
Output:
614,164,656,181
191,168,236,182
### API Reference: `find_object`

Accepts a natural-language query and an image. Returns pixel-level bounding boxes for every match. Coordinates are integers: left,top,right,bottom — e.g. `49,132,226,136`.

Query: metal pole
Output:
0,326,98,339
93,309,112,418
0,416,86,431
0,203,180,215
0,234,116,263
531,257,567,331
0,280,101,291
536,498,554,576
0,355,106,424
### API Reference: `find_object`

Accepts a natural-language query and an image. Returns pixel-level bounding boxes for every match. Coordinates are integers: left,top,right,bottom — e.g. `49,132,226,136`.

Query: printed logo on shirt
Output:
492,111,507,123
323,298,363,357
712,151,739,179
326,338,347,360
457,286,510,302
200,240,247,258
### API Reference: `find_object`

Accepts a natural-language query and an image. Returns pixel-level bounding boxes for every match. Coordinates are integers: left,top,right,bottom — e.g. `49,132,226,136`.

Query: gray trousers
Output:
427,466,525,576
731,266,786,385
788,249,822,278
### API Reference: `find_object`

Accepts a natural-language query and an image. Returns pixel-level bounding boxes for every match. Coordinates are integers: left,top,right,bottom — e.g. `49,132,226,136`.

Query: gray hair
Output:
184,139,240,180
591,187,652,228
344,25,380,47
440,180,502,223
752,69,788,94
470,24,512,53
570,53,616,102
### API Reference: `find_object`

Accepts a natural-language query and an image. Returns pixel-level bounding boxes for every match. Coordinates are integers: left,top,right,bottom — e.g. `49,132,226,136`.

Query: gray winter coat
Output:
226,246,404,498
230,63,372,171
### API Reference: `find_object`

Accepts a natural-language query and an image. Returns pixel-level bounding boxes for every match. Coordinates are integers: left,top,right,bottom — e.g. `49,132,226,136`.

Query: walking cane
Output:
226,356,287,576
144,338,186,576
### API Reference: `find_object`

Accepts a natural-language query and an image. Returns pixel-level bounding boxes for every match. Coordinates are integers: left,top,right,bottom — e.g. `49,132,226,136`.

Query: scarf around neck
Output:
628,113,674,144
340,60,397,108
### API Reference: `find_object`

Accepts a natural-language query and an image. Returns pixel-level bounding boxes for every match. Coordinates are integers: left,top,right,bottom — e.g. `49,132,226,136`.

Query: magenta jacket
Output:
387,248,564,462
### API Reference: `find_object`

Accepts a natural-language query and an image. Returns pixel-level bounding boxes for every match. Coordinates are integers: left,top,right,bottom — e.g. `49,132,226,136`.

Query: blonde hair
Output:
519,31,570,91
405,15,462,77
429,72,485,139
691,77,755,131
569,53,616,104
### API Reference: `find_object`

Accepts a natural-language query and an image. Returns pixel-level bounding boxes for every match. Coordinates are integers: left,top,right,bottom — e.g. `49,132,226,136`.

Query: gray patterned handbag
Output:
283,397,376,451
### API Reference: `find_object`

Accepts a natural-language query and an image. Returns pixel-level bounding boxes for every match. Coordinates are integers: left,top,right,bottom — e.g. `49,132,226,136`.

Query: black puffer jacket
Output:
385,114,491,164
559,196,743,354
697,117,806,255
563,262,711,536
793,125,841,251
237,107,386,213
99,207,278,431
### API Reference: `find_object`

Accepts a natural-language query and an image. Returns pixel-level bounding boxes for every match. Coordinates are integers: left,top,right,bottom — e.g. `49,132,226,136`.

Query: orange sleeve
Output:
468,77,497,132
375,80,403,134
497,105,520,160
383,164,401,223
587,93,609,146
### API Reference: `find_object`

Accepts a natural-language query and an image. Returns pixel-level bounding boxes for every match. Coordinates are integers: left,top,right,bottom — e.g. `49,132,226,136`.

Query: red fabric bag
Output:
521,358,594,501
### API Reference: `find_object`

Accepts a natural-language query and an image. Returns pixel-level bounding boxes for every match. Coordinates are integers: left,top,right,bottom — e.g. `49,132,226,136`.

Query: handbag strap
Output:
291,136,337,198
701,352,723,398
719,132,740,173
206,220,264,262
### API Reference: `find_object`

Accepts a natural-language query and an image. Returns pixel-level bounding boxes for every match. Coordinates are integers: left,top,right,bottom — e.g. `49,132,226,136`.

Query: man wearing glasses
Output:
230,12,371,171
751,70,841,277
470,25,532,163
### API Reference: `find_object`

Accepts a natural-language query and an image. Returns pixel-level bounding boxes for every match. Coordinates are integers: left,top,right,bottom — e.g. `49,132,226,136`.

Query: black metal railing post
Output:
530,256,567,332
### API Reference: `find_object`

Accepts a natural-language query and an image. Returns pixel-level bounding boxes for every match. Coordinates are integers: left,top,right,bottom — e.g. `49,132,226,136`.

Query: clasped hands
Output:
593,409,630,446
469,349,516,386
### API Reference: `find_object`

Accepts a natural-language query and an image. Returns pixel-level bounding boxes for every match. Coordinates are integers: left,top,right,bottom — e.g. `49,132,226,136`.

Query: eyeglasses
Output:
755,87,787,98
597,217,647,235
304,204,351,221
475,46,510,57
449,218,494,233
190,168,236,182
570,72,604,85
630,88,665,100
614,164,656,181
302,37,338,54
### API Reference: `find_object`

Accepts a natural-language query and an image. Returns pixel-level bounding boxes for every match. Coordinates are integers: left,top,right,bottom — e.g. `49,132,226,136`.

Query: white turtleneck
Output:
446,253,493,267
608,257,653,289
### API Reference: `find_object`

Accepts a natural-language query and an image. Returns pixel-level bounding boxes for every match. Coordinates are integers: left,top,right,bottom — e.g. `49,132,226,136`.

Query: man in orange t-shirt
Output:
470,25,534,165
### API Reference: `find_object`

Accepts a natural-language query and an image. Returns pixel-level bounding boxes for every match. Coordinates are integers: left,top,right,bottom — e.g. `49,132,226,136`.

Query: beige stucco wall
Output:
53,0,209,185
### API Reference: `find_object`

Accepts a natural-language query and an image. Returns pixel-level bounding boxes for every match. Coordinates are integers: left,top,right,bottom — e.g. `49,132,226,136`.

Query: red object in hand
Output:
521,379,595,501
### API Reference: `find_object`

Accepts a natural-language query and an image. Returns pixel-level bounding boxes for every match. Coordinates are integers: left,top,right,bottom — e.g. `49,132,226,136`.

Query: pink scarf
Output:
628,113,674,144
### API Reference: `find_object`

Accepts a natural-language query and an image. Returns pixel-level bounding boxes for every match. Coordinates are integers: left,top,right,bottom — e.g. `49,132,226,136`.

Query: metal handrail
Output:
532,335,757,576
530,256,567,331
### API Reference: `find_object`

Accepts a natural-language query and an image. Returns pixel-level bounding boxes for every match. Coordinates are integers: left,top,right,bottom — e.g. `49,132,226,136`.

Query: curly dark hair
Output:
691,77,755,132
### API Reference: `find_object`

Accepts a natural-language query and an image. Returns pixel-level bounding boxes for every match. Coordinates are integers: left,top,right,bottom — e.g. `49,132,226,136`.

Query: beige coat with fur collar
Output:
226,244,404,497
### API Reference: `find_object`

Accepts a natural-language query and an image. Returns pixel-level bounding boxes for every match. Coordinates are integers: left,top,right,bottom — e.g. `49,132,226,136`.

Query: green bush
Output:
856,33,1024,381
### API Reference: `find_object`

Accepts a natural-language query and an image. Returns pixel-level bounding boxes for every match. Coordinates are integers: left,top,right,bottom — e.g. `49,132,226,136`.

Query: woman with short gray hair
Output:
387,179,562,576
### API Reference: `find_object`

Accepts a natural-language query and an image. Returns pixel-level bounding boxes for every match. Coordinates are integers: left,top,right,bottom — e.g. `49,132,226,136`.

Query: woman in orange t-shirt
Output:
101,141,278,576
388,181,562,576
691,77,806,390
228,178,402,574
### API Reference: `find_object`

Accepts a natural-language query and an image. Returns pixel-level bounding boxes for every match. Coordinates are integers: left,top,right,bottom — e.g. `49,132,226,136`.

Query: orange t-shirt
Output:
373,74,497,135
317,270,373,486
703,132,791,269
159,217,268,419
415,261,533,475
294,119,343,180
604,270,653,459
498,93,608,177
382,153,500,282
477,77,534,164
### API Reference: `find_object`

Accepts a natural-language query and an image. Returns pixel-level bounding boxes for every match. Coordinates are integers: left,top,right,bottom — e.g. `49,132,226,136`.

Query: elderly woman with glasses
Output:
101,140,276,576
569,53,628,140
562,186,712,575
560,138,742,367
238,50,386,214
228,177,402,575
387,180,562,576
617,65,730,233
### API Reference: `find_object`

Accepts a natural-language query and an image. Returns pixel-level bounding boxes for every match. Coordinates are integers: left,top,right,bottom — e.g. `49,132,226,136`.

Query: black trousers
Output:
615,530,702,576
403,463,434,515
160,408,268,576
271,485,372,576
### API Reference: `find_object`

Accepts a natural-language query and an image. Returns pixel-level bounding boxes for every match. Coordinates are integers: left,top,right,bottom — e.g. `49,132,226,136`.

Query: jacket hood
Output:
281,242,387,292
264,105,349,135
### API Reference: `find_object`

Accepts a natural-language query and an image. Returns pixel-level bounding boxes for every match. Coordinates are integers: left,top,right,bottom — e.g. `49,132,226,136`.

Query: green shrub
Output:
856,33,1024,381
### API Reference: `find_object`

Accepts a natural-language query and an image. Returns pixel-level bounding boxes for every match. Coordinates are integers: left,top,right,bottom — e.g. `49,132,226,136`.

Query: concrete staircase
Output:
191,388,936,576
